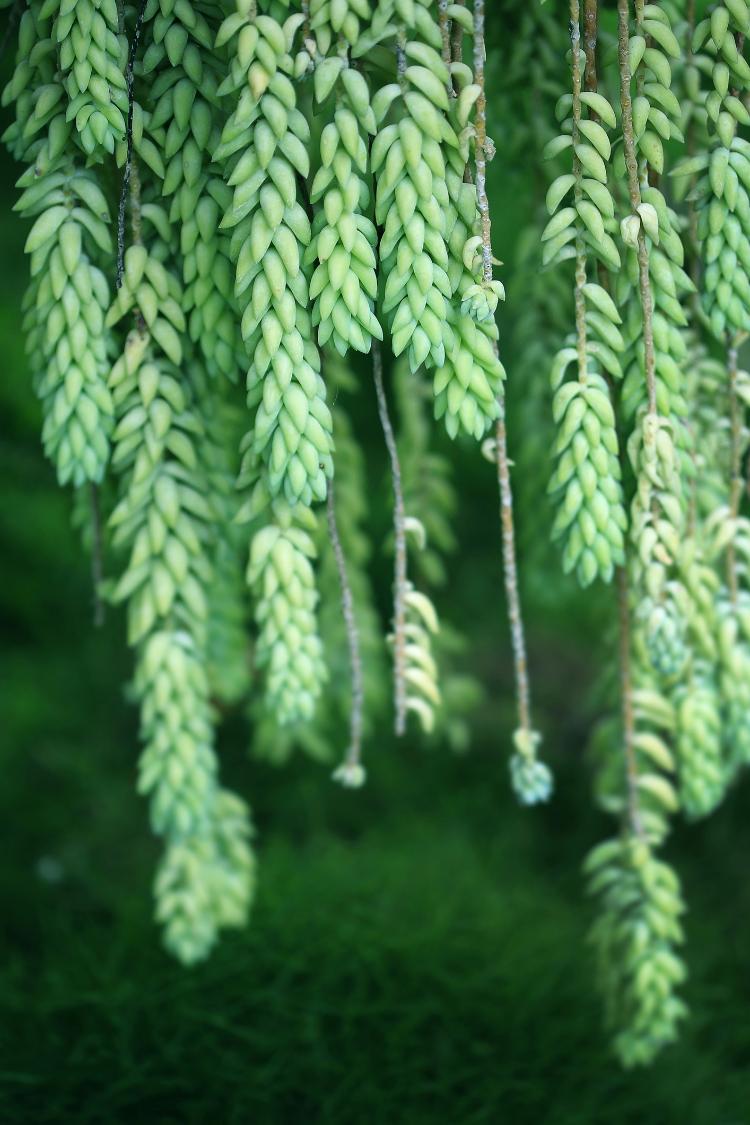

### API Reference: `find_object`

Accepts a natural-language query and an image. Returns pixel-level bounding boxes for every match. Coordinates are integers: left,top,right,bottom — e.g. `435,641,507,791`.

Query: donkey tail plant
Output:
3,0,748,1069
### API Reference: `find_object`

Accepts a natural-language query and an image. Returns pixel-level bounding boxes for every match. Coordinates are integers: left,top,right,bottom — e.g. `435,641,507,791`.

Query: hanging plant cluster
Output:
542,0,750,1067
4,0,750,1069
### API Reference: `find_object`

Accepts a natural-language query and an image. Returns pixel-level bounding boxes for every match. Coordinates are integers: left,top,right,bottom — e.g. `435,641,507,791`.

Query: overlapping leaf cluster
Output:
3,0,534,966
539,0,750,1067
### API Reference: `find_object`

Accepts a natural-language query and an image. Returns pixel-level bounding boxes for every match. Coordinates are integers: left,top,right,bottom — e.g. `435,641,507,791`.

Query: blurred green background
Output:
2,4,750,1122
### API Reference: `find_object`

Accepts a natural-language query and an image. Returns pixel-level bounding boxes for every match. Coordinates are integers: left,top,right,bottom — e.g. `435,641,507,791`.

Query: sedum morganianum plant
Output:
4,0,750,1072
540,0,750,1067
3,0,547,959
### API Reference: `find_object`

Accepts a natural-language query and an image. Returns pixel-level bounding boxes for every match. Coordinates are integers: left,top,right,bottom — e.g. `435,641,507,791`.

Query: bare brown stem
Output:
583,0,598,100
685,0,700,297
116,0,148,289
473,0,533,737
396,23,407,82
473,0,493,287
450,0,464,62
495,404,532,734
327,481,365,770
617,0,657,417
727,344,742,608
571,0,588,385
372,341,408,737
438,0,452,69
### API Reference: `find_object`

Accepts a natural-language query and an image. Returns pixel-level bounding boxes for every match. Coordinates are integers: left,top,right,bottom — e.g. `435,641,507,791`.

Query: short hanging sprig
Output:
372,341,441,737
582,0,690,1067
473,0,550,804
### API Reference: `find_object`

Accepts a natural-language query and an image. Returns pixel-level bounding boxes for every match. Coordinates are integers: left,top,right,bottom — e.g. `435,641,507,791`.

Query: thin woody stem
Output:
116,0,148,290
372,341,408,737
438,0,452,73
327,481,365,771
583,0,598,98
685,0,701,296
617,566,644,838
473,0,532,736
495,402,532,734
103,0,148,627
571,0,588,385
451,0,464,62
727,343,742,608
396,23,407,82
438,0,456,97
473,0,493,287
614,0,645,841
617,0,657,417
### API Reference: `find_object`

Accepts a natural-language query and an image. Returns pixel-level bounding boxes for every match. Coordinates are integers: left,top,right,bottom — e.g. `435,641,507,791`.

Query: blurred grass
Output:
2,694,750,1122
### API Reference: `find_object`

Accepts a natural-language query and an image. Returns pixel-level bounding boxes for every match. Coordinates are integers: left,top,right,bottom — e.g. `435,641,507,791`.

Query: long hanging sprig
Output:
107,204,255,963
617,3,695,687
473,0,550,804
372,342,441,736
100,5,256,963
583,0,688,1068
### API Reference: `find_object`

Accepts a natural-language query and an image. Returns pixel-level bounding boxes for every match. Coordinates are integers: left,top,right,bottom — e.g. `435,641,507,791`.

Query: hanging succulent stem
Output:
494,408,532,734
451,0,465,63
438,0,453,77
327,480,365,781
571,2,588,385
85,0,147,625
473,0,532,739
727,342,742,608
87,0,147,626
576,0,639,838
684,0,701,296
617,0,657,418
115,0,147,290
396,23,407,81
583,0,598,97
473,0,494,289
372,340,408,736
